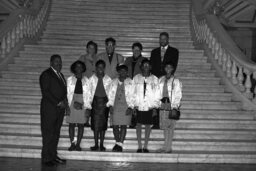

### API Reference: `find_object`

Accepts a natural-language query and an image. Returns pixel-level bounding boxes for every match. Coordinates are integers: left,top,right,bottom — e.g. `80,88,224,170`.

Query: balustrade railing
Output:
0,0,51,60
190,0,256,109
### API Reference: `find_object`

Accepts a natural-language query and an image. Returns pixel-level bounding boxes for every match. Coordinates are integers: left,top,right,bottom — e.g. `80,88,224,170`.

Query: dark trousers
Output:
40,102,64,163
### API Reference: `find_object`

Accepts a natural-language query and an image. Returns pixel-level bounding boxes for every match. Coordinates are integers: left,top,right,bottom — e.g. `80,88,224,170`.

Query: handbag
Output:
168,77,181,120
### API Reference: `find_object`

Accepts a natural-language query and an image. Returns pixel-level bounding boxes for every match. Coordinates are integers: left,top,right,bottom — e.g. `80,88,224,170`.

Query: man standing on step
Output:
39,54,68,167
97,37,124,79
150,32,179,129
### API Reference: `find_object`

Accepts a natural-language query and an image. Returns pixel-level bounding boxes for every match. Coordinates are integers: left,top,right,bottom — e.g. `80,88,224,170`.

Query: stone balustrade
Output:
0,0,50,60
191,0,256,109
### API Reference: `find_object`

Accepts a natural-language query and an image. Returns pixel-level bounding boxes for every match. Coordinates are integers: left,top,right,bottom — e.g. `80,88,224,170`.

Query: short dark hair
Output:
105,37,116,45
132,42,143,51
116,64,128,72
164,62,175,75
160,32,169,38
140,58,151,68
87,41,98,54
70,60,86,74
95,59,106,68
50,54,61,62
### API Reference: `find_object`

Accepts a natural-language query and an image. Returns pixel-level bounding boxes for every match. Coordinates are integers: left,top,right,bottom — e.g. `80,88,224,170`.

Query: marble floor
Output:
1,157,256,171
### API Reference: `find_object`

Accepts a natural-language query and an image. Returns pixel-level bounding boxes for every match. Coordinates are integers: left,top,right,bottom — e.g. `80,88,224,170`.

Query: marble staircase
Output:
0,0,256,163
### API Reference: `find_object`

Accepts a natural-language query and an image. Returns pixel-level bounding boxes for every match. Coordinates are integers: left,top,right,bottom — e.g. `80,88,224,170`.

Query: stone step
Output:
43,30,192,38
19,49,202,58
0,123,255,140
23,44,201,52
41,35,193,44
54,0,190,4
50,5,190,12
47,18,190,25
50,7,190,15
16,52,204,61
42,33,192,42
1,135,256,152
48,14,189,23
38,40,194,49
1,147,256,164
43,32,192,40
45,26,191,34
51,6,190,12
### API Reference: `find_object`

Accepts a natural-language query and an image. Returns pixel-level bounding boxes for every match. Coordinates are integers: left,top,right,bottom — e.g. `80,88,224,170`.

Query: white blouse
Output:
66,75,92,109
106,78,134,108
88,74,112,103
158,76,182,109
133,74,159,111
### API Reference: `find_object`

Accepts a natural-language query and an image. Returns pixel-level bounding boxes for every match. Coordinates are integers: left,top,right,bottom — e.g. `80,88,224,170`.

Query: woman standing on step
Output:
107,64,134,152
133,59,159,153
79,41,98,78
66,60,91,151
157,62,182,153
89,60,112,151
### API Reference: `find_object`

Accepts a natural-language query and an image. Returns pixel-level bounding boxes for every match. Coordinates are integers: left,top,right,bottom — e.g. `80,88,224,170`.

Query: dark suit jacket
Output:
40,68,67,115
150,45,179,78
125,56,146,78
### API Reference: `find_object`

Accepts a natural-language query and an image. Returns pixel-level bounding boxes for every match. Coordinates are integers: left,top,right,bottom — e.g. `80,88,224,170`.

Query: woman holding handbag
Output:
66,60,92,151
157,62,182,153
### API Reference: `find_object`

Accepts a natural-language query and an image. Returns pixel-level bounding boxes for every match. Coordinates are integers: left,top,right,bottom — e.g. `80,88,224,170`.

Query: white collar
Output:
161,45,168,50
51,66,58,73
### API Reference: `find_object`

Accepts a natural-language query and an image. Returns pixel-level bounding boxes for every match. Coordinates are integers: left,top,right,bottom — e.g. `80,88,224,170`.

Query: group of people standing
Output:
39,32,182,167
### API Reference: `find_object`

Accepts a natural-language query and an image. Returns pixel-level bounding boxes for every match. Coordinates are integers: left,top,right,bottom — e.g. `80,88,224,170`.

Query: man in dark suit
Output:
150,32,179,129
150,32,179,78
40,54,68,166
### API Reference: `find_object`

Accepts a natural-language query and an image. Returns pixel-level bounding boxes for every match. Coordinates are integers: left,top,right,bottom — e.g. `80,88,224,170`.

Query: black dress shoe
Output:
75,145,82,151
43,161,57,167
137,148,143,153
118,146,123,152
55,156,66,164
112,144,118,152
143,148,149,153
68,143,76,151
90,145,99,151
100,145,106,151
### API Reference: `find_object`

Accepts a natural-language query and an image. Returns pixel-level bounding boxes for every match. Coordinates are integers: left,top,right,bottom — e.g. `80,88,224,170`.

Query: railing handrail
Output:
205,15,256,70
0,8,36,39
0,0,44,40
191,0,256,110
191,0,256,72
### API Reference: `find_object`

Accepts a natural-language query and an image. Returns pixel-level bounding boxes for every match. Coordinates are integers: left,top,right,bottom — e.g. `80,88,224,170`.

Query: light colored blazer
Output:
106,78,134,108
89,74,112,103
96,52,124,79
158,76,182,109
67,75,92,109
133,74,159,111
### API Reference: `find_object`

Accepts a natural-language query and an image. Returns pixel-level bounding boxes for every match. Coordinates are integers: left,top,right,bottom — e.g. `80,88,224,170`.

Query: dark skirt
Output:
91,96,109,131
137,110,153,125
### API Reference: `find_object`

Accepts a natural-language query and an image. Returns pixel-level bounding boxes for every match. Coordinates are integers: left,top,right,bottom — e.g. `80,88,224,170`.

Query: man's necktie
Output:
57,72,66,85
